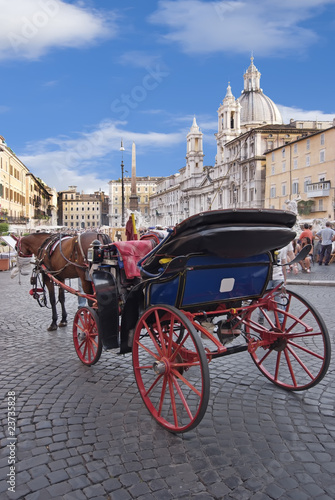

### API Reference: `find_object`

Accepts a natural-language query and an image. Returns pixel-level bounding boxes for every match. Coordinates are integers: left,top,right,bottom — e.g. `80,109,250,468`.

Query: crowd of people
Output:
279,221,335,279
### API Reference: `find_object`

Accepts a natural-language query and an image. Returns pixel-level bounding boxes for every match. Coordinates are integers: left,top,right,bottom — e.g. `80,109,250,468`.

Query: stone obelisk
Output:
129,142,139,211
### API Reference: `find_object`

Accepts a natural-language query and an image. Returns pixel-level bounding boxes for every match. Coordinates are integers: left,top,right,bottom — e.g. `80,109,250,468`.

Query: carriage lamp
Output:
87,239,103,264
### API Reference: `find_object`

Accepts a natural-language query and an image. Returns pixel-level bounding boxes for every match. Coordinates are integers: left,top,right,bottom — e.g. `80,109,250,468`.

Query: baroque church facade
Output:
149,58,331,226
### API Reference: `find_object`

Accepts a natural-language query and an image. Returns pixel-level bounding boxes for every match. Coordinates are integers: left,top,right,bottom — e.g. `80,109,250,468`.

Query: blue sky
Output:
1,0,335,193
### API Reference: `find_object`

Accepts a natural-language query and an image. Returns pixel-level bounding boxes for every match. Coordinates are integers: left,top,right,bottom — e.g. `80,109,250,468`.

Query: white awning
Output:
0,235,17,249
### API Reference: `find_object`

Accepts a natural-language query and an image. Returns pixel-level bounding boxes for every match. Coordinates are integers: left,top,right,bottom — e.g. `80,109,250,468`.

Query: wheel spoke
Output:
286,345,315,380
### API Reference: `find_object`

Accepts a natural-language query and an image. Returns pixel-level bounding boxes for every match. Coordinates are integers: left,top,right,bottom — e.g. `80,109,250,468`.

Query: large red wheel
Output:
73,307,102,366
132,305,210,433
245,289,331,390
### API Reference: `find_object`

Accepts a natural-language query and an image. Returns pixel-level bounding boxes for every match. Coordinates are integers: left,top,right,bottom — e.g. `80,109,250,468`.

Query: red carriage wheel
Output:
245,289,331,390
73,307,102,366
132,305,210,433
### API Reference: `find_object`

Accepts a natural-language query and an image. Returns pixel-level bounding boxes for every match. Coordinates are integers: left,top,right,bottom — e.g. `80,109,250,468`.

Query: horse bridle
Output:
15,238,32,258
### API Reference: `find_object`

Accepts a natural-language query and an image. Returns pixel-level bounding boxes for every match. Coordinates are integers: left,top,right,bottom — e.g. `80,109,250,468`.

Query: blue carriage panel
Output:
146,275,180,307
181,254,271,307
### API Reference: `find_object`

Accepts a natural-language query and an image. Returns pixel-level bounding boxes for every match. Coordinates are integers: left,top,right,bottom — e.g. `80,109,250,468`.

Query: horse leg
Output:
58,283,67,327
45,280,58,331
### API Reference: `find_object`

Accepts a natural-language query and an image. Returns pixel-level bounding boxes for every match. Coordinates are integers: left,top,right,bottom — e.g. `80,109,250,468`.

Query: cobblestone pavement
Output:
0,265,334,500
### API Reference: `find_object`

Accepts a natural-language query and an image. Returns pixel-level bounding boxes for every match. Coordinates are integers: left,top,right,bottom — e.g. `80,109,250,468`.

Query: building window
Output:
282,148,285,158
292,181,299,194
270,186,276,198
306,139,310,150
304,177,311,192
282,183,286,196
293,158,298,170
250,188,254,202
306,155,310,167
319,199,323,211
282,161,286,172
271,152,275,161
271,164,275,175
321,133,325,145
320,149,325,163
293,144,298,154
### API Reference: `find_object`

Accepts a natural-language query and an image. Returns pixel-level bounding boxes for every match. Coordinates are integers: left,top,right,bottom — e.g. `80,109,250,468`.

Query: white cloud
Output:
149,0,335,56
278,105,335,123
19,119,185,192
0,0,118,60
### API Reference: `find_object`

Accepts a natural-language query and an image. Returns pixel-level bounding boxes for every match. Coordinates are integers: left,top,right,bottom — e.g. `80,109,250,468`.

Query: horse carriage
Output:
15,209,331,433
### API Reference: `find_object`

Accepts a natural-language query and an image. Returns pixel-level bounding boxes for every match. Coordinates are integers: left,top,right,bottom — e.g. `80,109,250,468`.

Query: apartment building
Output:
0,135,51,224
264,126,335,220
58,186,109,229
108,176,162,227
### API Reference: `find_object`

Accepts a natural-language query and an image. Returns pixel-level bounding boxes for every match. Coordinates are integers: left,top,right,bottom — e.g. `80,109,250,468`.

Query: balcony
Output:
306,181,330,198
6,216,29,224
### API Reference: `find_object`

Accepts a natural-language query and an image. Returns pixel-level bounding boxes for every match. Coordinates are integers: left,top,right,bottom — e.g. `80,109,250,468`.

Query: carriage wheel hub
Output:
78,331,87,342
153,360,167,375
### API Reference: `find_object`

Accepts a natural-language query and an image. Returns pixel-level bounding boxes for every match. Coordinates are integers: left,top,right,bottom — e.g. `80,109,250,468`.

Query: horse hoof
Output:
48,325,58,331
58,321,67,327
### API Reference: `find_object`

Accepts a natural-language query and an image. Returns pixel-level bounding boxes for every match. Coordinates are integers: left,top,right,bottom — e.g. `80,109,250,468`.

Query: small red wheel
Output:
132,305,210,433
73,306,102,366
245,289,331,390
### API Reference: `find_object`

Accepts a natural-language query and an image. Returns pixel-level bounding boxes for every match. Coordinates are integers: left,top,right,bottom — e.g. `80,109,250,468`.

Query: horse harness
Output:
35,233,88,275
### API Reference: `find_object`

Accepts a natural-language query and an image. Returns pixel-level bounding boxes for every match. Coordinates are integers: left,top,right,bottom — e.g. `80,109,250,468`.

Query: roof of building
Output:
237,58,283,127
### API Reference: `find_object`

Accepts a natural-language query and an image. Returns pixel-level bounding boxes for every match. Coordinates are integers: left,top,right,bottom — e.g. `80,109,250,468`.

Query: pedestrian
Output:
316,222,335,266
299,223,314,245
77,278,86,308
296,236,313,273
126,215,135,241
258,246,287,324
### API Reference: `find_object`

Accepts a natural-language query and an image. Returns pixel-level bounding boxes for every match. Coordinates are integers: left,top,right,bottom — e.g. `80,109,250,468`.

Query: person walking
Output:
316,222,335,266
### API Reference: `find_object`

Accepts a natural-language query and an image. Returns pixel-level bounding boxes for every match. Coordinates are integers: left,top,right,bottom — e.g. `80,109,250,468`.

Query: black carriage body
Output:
140,208,296,276
119,208,296,353
91,270,119,349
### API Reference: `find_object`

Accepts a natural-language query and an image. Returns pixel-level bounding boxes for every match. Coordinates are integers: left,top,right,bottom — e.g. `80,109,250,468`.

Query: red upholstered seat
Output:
112,240,155,279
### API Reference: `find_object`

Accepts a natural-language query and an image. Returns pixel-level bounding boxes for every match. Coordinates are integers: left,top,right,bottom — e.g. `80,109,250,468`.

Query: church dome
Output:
237,58,283,127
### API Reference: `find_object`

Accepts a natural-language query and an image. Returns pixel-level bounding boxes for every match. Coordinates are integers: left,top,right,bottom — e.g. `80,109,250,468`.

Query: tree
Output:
0,222,9,234
297,200,314,216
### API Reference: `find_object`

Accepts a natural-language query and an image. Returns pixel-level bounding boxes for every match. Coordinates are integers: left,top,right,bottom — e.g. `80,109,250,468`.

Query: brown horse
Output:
13,231,110,331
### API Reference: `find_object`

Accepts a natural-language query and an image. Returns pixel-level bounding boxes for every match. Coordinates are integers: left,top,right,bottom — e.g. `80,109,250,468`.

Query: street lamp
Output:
120,139,125,227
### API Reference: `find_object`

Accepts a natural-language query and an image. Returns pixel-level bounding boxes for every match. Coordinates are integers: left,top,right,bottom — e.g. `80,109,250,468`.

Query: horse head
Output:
16,232,51,258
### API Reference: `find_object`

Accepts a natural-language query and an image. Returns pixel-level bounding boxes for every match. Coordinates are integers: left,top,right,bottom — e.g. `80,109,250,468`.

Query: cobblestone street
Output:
0,266,335,500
